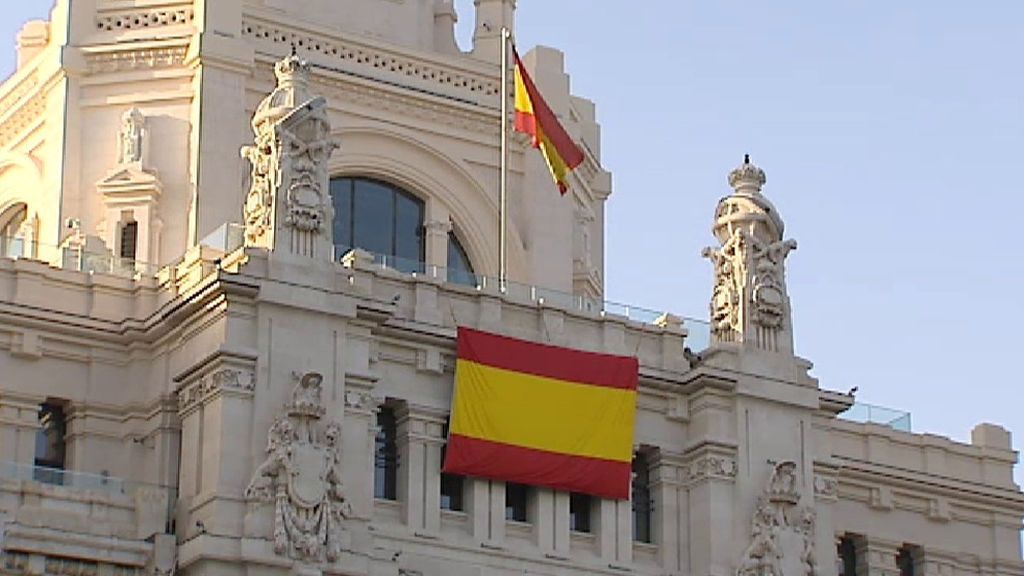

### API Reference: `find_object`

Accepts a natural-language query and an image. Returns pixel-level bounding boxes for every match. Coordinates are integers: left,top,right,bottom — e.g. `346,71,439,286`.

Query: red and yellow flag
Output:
513,48,585,195
443,327,638,499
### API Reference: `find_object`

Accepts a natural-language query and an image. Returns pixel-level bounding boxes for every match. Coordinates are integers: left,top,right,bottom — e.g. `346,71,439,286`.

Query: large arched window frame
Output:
329,176,478,283
330,177,426,273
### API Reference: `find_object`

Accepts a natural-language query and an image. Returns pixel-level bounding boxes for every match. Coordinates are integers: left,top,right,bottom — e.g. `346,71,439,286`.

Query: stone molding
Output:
95,6,194,33
812,475,838,501
0,92,46,148
177,369,255,415
241,15,501,103
84,44,189,74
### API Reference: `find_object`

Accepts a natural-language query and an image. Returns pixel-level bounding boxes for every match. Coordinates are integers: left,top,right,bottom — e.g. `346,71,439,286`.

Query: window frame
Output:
505,482,530,523
330,177,426,269
632,451,654,543
374,405,399,501
569,492,593,533
439,420,465,512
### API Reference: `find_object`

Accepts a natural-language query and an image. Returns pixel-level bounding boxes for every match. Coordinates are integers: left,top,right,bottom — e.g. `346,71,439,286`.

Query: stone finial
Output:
728,154,767,194
703,157,797,354
242,53,338,260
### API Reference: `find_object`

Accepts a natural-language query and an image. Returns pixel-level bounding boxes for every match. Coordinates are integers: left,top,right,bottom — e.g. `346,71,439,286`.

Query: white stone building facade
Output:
0,2,1021,576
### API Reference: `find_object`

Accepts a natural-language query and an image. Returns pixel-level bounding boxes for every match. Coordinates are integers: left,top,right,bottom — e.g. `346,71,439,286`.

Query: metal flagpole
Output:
499,27,511,291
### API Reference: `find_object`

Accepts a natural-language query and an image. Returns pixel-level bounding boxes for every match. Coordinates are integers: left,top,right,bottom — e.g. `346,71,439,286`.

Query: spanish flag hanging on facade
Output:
443,327,638,499
513,47,586,195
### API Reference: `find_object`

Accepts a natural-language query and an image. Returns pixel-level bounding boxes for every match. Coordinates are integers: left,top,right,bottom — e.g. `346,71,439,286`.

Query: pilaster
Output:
858,539,901,576
175,355,256,538
0,393,43,465
395,403,447,536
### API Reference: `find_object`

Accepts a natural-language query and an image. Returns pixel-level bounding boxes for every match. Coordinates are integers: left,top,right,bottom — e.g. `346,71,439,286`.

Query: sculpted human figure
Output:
119,108,145,164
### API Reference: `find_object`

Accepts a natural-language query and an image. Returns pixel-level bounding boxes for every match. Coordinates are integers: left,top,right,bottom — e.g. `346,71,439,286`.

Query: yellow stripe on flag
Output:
450,359,636,462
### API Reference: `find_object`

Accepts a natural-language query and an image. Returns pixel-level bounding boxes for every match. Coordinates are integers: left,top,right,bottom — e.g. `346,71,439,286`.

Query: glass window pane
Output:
447,232,476,286
353,179,394,256
394,191,424,272
330,178,353,252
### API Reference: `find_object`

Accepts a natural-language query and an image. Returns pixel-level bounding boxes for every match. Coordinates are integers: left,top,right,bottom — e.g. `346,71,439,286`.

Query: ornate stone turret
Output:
471,0,516,62
242,53,338,261
703,156,797,354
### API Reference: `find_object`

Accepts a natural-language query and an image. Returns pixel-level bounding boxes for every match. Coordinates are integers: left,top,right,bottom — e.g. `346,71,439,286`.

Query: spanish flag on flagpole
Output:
512,46,585,195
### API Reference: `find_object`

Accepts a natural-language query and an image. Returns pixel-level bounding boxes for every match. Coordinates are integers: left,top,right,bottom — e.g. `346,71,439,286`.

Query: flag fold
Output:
513,48,586,194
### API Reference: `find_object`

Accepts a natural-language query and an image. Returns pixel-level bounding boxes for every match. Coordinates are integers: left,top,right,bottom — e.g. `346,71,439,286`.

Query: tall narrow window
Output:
330,177,424,272
119,220,138,261
632,451,653,543
898,545,919,576
838,535,859,576
34,402,67,485
439,421,464,511
569,492,592,533
505,483,529,522
374,406,399,500
447,231,476,286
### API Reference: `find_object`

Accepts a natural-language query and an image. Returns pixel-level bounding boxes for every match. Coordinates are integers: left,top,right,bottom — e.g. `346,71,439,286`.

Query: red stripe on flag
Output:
442,434,631,500
513,51,585,171
457,327,638,390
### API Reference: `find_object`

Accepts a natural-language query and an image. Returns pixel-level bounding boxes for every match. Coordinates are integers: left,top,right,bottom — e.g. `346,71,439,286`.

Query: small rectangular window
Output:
374,406,399,501
439,421,464,511
898,545,920,576
569,492,592,533
34,402,67,485
632,451,654,543
838,535,859,576
505,482,529,522
119,220,138,261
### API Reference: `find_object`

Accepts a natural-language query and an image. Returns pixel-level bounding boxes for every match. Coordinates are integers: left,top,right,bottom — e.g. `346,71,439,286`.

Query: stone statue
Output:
245,372,349,563
704,157,797,353
241,54,338,258
736,461,816,576
119,108,146,165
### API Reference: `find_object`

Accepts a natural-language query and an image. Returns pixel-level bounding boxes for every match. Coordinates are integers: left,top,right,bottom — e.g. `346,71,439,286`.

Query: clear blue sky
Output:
2,2,1021,485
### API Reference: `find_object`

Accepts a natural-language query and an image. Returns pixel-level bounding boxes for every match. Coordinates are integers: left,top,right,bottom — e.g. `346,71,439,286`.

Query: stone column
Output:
650,450,687,573
423,214,451,274
685,448,738,576
175,361,256,538
0,393,42,465
859,539,900,576
340,374,379,521
395,404,447,535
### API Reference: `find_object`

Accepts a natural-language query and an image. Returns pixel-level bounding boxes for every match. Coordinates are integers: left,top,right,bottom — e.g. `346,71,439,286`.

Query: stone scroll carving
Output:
242,54,338,259
736,461,816,576
245,373,350,563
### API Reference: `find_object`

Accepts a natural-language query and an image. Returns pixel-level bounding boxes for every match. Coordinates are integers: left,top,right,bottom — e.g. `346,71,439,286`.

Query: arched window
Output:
330,177,424,272
0,203,27,258
447,231,476,286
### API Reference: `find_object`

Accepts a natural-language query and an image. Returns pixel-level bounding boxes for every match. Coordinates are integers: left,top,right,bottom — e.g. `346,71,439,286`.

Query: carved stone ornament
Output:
736,461,816,576
119,107,146,165
242,54,339,258
704,157,798,353
245,372,350,564
177,369,255,413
